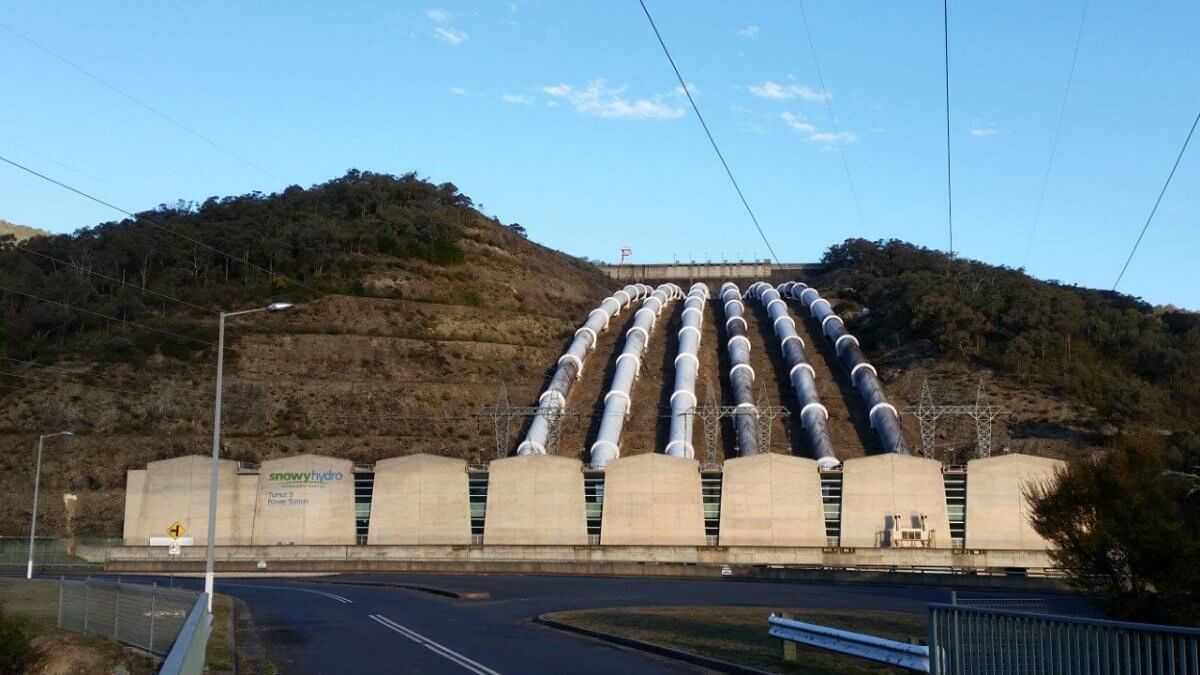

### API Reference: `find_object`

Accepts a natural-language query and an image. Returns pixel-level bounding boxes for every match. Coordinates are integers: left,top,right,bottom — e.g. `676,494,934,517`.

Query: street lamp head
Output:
60,431,73,436
266,302,293,312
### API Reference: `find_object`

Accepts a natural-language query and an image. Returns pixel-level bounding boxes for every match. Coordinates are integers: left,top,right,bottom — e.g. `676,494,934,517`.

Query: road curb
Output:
533,613,769,675
311,578,490,600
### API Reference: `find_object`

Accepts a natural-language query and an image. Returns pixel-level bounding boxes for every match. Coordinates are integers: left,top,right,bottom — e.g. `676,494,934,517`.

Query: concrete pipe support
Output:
589,283,683,469
720,282,760,456
746,282,839,469
778,281,910,455
518,283,652,456
664,283,710,458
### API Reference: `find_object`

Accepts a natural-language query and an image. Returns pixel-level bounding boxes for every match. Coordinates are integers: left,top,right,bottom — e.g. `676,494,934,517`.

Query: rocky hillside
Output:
0,172,614,536
0,219,48,242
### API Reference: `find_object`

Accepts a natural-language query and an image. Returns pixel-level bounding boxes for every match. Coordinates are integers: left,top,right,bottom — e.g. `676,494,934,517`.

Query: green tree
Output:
0,608,33,674
1028,439,1200,626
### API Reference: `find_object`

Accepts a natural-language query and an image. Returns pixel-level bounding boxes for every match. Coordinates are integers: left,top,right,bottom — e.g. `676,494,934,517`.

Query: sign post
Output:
167,523,184,587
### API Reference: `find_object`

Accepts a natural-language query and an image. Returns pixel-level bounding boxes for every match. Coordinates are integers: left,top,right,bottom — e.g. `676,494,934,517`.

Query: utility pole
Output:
205,302,293,612
28,431,72,579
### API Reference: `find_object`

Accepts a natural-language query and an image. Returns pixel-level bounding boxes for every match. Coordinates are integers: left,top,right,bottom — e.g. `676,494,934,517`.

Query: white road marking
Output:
369,614,502,675
221,583,353,603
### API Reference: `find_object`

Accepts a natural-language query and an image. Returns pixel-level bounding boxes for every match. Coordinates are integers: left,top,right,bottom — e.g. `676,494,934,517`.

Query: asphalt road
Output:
89,573,1092,674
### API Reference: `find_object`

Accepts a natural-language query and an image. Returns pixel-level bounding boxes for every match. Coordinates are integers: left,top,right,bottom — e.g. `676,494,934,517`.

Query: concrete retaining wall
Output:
122,470,145,544
105,542,1054,572
600,454,706,546
966,454,1065,550
368,454,471,545
484,455,587,546
839,454,952,548
124,456,243,546
718,454,827,547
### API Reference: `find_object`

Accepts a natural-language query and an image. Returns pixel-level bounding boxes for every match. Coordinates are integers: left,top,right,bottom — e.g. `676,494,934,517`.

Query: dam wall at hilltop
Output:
601,262,825,283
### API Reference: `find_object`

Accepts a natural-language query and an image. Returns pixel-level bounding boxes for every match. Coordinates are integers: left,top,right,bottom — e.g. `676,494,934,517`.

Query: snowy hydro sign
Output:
266,468,345,507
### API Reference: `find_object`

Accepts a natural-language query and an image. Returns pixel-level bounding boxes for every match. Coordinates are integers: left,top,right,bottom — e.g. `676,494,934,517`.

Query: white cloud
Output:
748,80,826,102
738,25,760,39
426,9,453,23
970,119,998,138
541,80,685,120
433,26,468,45
502,93,531,105
780,112,815,133
449,86,468,96
779,111,857,145
805,131,857,144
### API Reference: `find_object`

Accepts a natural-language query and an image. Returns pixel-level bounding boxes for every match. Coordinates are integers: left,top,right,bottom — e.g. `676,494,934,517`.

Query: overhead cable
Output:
1113,109,1200,290
637,0,782,264
0,22,281,182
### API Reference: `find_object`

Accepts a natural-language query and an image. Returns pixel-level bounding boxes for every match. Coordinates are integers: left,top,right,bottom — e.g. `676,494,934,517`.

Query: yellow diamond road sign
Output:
168,522,185,539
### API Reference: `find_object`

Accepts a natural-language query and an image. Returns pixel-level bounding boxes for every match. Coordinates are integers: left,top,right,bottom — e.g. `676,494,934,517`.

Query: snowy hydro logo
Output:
267,469,345,483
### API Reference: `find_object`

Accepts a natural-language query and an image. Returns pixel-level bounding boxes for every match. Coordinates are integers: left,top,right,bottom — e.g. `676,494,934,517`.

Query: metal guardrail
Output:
58,578,200,656
928,603,1200,674
160,593,213,675
768,613,931,672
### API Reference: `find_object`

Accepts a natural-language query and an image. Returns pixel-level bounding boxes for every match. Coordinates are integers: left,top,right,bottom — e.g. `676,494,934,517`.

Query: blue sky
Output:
2,1,1197,308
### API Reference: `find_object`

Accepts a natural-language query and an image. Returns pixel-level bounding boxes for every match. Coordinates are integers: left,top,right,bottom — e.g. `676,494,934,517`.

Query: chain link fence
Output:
0,536,119,568
58,578,200,656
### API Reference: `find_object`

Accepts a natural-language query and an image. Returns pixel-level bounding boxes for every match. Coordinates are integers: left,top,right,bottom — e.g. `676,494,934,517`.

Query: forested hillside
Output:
1,170,471,364
815,239,1199,435
0,170,613,536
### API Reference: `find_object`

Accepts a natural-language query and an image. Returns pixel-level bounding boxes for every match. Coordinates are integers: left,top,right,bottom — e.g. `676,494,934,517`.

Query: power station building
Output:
122,451,1063,554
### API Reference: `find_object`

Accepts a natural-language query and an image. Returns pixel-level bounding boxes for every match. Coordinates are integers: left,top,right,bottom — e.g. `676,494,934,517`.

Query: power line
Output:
1113,108,1200,290
0,369,193,400
0,134,150,203
1022,0,1090,268
1,355,133,383
0,354,211,385
0,21,282,183
10,241,290,338
636,0,781,264
796,0,867,236
0,153,329,300
942,0,954,255
0,282,216,348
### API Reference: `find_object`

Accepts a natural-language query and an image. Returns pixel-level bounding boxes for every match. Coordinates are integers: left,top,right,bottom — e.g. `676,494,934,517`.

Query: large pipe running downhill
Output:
746,282,839,469
518,283,652,456
720,282,760,456
778,282,910,455
664,283,710,458
589,283,682,469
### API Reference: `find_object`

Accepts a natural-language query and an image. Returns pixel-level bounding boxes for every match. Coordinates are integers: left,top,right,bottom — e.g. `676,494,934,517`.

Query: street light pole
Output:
204,303,292,612
28,431,72,579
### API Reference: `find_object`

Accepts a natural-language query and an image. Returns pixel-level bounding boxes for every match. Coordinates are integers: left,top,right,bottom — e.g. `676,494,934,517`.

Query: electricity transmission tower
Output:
476,386,578,459
691,384,789,471
904,379,1009,459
